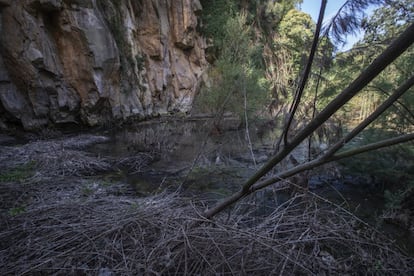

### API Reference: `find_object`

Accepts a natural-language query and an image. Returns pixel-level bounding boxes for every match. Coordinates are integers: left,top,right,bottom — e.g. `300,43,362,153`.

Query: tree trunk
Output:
202,22,414,220
282,0,328,145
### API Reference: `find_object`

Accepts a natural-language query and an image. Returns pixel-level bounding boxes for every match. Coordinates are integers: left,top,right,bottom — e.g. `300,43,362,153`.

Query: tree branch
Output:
282,0,327,145
245,22,414,192
368,84,414,124
321,74,414,160
251,132,414,192
203,132,414,219
202,23,414,219
203,74,413,219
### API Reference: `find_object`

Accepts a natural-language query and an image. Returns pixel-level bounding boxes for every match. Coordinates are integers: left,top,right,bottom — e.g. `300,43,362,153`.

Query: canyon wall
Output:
0,0,208,130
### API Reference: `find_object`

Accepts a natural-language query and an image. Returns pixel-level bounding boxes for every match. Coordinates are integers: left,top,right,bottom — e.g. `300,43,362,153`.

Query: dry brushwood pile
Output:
0,135,413,275
1,193,414,275
0,134,157,176
0,134,112,176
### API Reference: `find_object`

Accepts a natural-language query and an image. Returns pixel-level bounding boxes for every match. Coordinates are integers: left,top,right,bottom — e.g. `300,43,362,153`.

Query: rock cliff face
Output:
0,0,207,130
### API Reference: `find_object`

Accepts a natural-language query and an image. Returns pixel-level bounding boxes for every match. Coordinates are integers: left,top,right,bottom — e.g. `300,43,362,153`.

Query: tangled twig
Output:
1,135,413,275
1,192,413,275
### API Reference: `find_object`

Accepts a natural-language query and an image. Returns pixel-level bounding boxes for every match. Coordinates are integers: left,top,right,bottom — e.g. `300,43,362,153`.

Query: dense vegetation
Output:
1,1,413,274
196,0,413,214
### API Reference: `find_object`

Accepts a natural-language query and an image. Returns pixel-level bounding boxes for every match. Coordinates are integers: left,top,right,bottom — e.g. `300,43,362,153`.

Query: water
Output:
91,117,263,195
90,117,373,198
89,117,414,255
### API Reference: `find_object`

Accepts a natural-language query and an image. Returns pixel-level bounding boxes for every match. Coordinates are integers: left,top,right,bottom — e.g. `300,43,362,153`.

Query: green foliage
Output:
195,13,269,119
81,185,94,197
219,14,252,64
196,56,269,119
338,127,414,212
312,0,413,134
277,9,315,76
362,0,414,44
384,182,414,210
339,129,414,194
261,0,302,30
0,162,35,182
200,0,303,40
321,0,384,46
266,6,335,114
278,9,314,46
200,0,237,49
8,206,26,216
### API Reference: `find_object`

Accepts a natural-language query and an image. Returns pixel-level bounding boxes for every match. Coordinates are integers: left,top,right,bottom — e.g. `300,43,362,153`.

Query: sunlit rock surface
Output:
0,0,207,129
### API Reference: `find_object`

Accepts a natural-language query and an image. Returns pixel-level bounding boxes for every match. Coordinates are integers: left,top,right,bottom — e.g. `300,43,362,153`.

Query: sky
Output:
299,0,375,51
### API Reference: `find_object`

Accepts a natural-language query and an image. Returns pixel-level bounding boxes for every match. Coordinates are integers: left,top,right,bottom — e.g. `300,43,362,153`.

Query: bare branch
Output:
205,88,414,217
202,24,414,219
204,132,414,219
282,0,327,145
321,74,414,160
252,132,414,192
333,133,414,159
246,22,414,192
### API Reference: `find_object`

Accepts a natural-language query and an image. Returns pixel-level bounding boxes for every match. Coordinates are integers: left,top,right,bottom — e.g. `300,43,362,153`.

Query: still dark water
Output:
90,117,414,255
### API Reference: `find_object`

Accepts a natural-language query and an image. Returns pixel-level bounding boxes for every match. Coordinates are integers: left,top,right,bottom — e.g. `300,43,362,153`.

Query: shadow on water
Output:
90,117,267,195
89,117,414,256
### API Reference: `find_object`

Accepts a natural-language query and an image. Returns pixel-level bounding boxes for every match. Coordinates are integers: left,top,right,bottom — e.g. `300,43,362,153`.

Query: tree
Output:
319,0,414,132
195,13,269,121
325,0,414,205
279,0,327,148
265,8,318,117
202,21,414,220
361,0,414,132
323,0,385,47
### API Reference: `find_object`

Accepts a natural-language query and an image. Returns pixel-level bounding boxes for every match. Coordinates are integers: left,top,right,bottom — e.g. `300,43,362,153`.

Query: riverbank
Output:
0,133,413,274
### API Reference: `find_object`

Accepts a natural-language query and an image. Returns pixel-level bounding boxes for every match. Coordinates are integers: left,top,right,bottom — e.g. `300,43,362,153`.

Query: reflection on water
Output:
90,117,375,199
89,117,413,255
91,117,268,195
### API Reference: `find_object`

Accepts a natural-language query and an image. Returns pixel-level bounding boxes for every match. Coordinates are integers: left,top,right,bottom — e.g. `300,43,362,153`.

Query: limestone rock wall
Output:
0,0,207,130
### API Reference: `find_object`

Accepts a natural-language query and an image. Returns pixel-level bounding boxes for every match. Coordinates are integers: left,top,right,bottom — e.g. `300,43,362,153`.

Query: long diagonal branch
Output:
245,22,414,193
204,72,413,218
204,132,414,219
202,24,414,219
320,74,414,160
252,132,414,192
282,0,327,146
